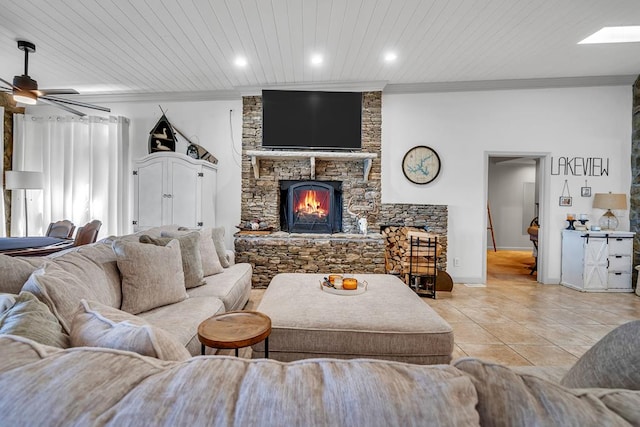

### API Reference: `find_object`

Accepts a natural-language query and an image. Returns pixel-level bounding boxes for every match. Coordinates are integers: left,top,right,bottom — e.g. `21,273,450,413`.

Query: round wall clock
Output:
402,145,441,184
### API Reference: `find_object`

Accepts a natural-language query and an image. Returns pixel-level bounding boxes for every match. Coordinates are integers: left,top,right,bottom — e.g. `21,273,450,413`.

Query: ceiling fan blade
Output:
37,88,80,96
41,95,111,113
0,77,18,90
39,97,86,117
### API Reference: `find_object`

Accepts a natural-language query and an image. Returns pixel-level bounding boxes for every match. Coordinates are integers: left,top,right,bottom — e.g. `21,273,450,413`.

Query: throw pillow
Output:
163,228,224,276
0,291,69,348
70,300,190,361
560,320,640,390
22,257,115,335
211,226,230,268
113,239,187,315
139,232,206,288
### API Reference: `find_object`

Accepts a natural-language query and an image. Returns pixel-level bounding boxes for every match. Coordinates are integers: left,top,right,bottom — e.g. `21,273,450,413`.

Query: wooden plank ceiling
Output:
0,0,639,99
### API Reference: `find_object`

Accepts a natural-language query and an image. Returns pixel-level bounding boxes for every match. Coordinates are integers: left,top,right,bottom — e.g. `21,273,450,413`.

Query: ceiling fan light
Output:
13,90,37,105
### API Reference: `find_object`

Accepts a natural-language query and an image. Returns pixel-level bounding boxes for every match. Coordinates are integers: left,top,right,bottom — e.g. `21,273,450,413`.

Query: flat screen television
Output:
262,90,362,150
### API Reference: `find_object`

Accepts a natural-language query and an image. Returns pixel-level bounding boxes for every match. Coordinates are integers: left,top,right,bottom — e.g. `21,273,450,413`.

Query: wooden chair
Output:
45,220,75,239
73,220,102,246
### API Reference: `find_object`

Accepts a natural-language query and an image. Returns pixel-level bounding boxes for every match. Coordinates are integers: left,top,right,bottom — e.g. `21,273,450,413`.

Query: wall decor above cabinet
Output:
148,113,176,154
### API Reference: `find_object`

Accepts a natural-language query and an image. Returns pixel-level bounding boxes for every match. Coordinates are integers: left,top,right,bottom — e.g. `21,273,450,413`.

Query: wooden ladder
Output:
487,203,497,252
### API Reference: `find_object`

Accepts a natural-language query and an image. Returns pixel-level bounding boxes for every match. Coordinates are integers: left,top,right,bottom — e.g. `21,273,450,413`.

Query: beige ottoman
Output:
252,273,453,364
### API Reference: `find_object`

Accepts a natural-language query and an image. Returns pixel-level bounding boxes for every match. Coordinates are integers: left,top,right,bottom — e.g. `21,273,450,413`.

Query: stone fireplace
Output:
235,91,448,287
280,180,343,233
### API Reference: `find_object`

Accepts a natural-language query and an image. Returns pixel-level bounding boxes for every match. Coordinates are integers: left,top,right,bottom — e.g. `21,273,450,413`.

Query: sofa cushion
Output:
163,228,224,276
70,300,190,361
454,357,640,426
211,226,230,267
139,232,206,288
138,296,225,356
0,335,480,426
0,254,44,294
22,258,116,335
560,320,640,390
0,291,69,348
187,262,252,311
113,239,188,315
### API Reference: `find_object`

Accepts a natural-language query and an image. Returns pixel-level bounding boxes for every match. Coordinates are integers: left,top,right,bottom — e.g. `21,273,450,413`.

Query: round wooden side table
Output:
197,310,271,357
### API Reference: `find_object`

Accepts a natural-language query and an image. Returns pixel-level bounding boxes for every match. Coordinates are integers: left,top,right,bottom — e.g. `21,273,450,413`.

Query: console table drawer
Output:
608,272,632,289
608,238,633,256
609,255,632,272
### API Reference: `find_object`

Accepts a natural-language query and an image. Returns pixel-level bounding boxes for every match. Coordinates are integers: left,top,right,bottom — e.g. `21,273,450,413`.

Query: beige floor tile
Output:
570,308,639,325
565,324,619,341
559,345,592,359
520,323,599,346
449,323,502,344
509,345,578,366
478,323,552,345
457,344,532,366
454,307,514,324
426,304,473,323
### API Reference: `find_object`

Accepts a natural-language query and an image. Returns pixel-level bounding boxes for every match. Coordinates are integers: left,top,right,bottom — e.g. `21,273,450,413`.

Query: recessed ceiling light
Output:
384,52,397,62
311,54,323,65
579,26,640,44
234,56,248,67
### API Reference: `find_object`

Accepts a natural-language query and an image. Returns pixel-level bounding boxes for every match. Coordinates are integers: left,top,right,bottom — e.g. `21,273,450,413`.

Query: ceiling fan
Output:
0,40,110,116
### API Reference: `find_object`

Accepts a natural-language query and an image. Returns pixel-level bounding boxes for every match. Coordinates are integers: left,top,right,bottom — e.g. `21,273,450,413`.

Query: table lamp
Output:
592,192,627,231
5,171,44,236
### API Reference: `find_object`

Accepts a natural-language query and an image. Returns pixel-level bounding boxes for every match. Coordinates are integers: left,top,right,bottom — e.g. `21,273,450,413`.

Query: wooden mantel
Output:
246,150,378,181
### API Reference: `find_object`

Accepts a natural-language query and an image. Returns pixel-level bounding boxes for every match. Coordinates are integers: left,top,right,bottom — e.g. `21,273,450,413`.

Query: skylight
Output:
579,26,640,44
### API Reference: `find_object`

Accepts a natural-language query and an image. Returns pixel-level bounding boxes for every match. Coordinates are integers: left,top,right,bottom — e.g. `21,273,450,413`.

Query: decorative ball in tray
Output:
320,275,367,296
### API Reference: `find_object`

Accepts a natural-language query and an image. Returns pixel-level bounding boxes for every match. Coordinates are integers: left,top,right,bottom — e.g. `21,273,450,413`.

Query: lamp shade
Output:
592,193,627,210
5,171,44,190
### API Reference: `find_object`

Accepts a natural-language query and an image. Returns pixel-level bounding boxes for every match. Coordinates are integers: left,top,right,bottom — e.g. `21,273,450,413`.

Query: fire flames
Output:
295,190,328,218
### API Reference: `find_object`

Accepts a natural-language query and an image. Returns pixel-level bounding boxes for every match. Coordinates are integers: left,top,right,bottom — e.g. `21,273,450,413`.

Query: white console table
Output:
560,230,635,292
245,150,377,181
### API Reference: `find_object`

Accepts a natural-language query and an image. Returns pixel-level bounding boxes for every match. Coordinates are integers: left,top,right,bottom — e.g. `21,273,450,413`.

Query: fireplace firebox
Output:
280,180,342,233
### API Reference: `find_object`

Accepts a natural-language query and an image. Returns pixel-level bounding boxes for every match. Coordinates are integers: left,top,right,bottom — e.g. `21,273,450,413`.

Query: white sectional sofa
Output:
0,225,252,356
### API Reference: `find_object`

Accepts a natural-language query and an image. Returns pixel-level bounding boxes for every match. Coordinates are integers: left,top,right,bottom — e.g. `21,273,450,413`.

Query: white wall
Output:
28,99,244,248
488,160,537,250
382,86,632,284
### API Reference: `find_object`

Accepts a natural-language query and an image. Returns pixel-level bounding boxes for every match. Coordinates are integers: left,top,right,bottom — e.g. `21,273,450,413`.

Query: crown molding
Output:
236,80,389,96
384,75,637,93
59,75,636,104
61,90,241,104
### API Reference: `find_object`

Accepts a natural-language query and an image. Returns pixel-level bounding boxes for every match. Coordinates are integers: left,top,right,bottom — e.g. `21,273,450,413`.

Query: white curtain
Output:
12,114,130,238
0,106,5,237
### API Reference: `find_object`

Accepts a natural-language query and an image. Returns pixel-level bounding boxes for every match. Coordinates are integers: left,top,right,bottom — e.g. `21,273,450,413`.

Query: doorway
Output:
485,154,547,284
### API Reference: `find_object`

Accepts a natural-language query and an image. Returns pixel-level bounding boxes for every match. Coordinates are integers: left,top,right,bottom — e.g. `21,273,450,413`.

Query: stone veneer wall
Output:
237,91,448,287
379,203,448,270
1,94,25,236
241,92,381,233
632,76,640,285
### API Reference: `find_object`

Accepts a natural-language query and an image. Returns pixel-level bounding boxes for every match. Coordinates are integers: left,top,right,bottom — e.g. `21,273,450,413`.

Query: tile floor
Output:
243,250,640,366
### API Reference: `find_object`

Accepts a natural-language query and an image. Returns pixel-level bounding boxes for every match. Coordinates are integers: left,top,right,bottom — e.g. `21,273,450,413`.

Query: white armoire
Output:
133,152,217,231
560,230,635,292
